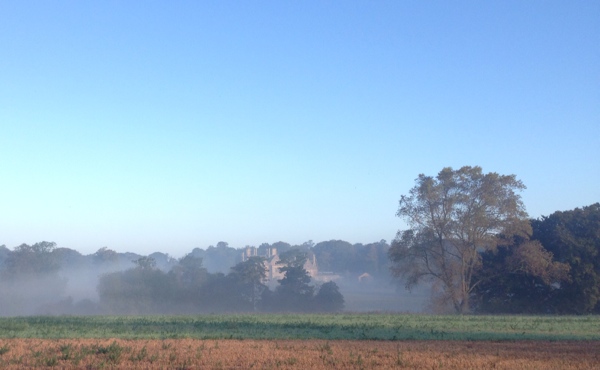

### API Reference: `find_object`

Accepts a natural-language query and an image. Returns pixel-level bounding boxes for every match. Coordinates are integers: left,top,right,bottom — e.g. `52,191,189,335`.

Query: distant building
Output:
241,246,318,283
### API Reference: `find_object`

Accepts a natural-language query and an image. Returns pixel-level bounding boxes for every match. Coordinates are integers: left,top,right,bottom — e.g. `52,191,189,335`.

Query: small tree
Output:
314,281,344,312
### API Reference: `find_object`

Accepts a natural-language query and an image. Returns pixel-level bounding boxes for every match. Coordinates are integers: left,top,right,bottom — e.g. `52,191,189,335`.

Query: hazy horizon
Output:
0,238,429,315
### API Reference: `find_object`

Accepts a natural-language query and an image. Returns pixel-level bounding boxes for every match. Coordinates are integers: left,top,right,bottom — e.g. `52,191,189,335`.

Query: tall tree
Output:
275,249,314,312
229,257,267,311
389,166,531,313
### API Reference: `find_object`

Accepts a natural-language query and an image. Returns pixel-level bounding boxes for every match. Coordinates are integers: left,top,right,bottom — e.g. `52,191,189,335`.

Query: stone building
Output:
241,246,318,283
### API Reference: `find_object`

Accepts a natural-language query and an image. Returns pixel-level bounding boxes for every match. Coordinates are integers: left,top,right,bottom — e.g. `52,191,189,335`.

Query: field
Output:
0,315,598,369
0,338,598,369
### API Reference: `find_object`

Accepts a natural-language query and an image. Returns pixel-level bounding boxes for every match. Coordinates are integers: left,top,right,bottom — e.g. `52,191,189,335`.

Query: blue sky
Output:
1,1,598,256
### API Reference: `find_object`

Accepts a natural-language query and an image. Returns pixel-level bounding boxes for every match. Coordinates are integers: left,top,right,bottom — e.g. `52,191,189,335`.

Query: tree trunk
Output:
459,295,470,314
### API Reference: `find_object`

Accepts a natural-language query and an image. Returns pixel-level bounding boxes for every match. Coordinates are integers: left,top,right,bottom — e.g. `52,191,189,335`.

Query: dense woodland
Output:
473,202,600,314
0,201,598,316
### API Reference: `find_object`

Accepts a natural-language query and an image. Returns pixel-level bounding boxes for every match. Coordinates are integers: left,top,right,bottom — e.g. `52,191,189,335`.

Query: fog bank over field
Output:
0,240,427,316
2,203,597,315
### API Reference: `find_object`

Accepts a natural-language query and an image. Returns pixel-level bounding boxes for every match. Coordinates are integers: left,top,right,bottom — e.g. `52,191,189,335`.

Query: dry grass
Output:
0,338,598,369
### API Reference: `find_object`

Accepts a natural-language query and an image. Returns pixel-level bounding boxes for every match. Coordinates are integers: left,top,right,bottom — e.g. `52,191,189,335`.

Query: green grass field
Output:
0,314,598,341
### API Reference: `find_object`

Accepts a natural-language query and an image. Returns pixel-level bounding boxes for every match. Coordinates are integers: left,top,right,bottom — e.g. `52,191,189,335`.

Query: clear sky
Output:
1,1,598,257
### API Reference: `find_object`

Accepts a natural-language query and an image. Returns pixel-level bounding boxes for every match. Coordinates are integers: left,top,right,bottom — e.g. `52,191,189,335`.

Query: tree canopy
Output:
274,249,315,312
531,203,600,313
389,166,533,313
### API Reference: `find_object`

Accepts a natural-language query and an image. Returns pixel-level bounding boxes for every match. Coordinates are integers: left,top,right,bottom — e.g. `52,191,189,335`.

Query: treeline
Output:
0,239,389,316
96,249,343,314
472,203,600,314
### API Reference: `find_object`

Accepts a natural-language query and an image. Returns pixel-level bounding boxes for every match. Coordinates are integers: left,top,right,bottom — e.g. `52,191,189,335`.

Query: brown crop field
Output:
0,338,598,369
